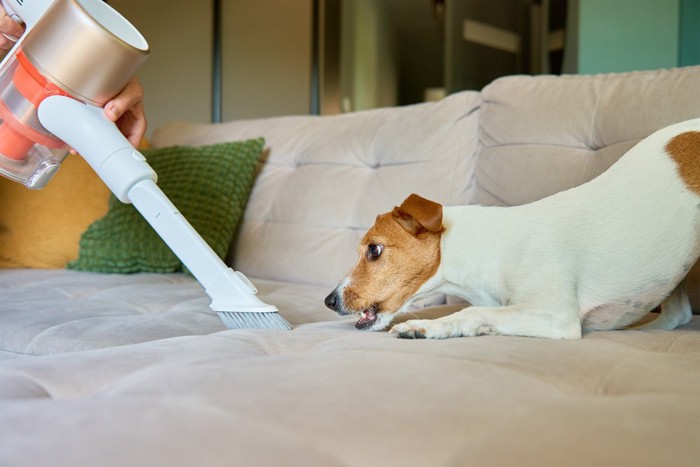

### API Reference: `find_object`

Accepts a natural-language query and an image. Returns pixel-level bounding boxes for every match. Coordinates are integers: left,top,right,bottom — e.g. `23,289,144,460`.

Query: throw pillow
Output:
0,154,111,269
68,138,264,274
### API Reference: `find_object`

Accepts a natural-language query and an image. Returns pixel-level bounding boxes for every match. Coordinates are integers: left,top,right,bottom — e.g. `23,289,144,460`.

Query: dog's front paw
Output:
391,322,428,339
391,320,449,339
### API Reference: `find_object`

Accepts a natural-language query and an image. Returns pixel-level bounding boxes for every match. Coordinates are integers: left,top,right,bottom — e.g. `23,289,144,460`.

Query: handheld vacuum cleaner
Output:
0,0,291,330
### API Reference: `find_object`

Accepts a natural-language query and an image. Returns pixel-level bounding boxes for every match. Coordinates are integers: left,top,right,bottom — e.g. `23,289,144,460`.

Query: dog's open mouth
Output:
355,306,378,330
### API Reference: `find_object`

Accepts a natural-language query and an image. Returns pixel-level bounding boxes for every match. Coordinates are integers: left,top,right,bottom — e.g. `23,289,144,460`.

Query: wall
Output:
340,0,397,111
109,0,700,128
221,0,312,121
109,0,214,135
109,0,312,135
680,0,700,66
576,0,680,74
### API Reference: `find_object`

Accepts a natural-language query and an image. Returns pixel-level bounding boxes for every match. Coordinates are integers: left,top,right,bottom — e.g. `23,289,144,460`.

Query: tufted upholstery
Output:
151,92,481,288
152,67,700,290
3,67,700,466
476,67,700,206
0,305,698,467
0,270,331,355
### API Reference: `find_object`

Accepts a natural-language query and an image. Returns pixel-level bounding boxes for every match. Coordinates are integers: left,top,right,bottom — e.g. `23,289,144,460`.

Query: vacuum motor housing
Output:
0,0,148,188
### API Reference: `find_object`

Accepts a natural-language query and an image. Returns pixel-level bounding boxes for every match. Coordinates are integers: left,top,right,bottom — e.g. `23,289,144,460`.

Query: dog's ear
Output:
392,194,443,236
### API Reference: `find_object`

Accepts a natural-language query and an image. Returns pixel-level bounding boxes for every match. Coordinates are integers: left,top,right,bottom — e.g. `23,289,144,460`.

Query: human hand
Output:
103,76,147,148
0,5,24,51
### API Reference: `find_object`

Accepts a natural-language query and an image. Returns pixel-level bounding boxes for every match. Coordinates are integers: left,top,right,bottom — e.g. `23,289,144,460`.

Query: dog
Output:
324,119,700,339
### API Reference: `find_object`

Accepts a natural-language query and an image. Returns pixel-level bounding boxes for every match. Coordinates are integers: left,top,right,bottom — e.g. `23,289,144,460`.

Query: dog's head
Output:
324,194,443,331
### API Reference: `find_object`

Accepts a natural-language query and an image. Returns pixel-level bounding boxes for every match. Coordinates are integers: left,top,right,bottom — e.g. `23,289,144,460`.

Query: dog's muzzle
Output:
324,289,380,330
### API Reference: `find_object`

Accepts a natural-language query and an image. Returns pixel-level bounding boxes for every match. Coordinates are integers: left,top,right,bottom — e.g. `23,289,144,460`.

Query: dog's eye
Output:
366,244,383,261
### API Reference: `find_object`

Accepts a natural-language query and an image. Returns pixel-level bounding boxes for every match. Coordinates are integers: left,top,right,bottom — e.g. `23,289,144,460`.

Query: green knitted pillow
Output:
68,138,264,274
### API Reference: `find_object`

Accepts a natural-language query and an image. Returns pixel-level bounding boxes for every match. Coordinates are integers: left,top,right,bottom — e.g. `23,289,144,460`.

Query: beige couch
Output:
2,66,700,467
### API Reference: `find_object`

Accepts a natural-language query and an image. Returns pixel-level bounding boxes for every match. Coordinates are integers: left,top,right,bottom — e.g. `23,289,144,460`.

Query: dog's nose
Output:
324,291,339,311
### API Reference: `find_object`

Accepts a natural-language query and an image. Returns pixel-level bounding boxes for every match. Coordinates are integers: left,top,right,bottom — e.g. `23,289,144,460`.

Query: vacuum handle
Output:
127,179,278,313
36,95,277,313
37,95,156,202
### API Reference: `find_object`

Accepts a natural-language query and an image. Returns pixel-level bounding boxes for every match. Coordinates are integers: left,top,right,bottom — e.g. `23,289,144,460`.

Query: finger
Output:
0,13,24,38
112,100,147,148
127,123,147,148
124,104,147,148
0,34,15,50
104,77,144,122
0,15,22,50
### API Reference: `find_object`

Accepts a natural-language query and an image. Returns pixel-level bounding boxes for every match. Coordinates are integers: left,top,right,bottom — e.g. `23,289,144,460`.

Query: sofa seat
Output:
0,269,336,356
1,270,699,466
1,272,700,466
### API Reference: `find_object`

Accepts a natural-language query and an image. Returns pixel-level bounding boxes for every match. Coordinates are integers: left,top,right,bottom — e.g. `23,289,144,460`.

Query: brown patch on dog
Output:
342,194,443,314
666,131,700,194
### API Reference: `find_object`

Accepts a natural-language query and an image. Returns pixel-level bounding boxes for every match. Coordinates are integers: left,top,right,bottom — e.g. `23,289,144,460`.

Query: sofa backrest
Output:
151,92,481,288
152,65,700,289
474,66,700,206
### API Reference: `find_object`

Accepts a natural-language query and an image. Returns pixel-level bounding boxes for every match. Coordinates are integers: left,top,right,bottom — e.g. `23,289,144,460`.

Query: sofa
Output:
2,66,700,467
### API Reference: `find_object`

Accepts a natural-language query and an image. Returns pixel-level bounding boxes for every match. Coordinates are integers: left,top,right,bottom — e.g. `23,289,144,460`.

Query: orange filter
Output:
0,50,68,161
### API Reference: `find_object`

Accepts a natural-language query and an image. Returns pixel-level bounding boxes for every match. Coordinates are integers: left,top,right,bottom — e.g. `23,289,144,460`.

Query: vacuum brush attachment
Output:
38,95,291,331
128,179,292,331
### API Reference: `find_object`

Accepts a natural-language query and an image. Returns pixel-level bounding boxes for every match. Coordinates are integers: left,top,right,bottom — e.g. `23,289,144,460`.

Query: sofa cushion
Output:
0,269,336,355
0,269,699,467
69,139,263,274
151,92,482,288
475,66,700,206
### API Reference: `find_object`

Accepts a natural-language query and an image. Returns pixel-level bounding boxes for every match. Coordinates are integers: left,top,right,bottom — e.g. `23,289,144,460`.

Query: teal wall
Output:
577,0,680,74
680,0,700,66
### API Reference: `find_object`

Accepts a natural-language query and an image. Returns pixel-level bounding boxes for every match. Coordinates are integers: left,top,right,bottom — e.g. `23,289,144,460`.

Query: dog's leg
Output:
634,279,693,330
391,301,582,339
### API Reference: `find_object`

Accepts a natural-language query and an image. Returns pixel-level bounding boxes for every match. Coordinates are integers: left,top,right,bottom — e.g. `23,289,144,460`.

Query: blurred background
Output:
108,0,700,136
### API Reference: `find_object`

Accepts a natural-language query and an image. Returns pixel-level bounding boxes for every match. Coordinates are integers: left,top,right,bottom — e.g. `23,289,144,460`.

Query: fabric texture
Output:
3,67,700,467
68,139,263,273
151,92,482,288
0,154,110,269
0,269,699,467
475,67,700,207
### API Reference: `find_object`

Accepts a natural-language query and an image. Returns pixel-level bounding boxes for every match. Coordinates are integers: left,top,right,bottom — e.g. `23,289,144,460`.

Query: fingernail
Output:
1,32,18,43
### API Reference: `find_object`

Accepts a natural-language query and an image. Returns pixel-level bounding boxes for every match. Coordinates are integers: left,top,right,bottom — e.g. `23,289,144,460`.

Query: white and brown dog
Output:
324,119,700,339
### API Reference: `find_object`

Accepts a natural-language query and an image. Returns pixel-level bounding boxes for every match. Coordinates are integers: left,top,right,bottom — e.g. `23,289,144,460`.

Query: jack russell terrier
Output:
324,119,700,339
